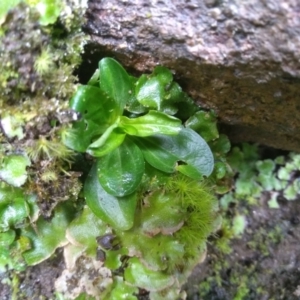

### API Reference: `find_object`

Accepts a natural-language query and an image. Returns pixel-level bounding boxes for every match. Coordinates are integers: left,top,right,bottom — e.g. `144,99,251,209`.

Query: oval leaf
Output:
84,164,137,231
134,136,178,173
97,139,145,197
70,85,117,125
136,128,214,178
153,66,173,86
63,119,104,152
136,77,164,110
0,155,30,187
172,128,214,178
99,58,134,113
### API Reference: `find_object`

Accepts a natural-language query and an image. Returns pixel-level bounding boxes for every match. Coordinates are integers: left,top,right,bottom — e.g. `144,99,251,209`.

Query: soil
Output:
0,250,65,300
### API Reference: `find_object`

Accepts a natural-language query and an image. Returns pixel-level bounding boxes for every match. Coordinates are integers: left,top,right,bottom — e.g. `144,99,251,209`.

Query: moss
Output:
0,0,87,218
0,1,86,107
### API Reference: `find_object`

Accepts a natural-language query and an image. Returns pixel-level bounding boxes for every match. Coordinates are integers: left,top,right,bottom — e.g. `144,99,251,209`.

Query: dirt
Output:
0,250,65,300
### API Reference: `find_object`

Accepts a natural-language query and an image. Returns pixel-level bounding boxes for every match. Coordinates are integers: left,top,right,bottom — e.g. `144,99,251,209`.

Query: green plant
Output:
0,0,62,26
196,144,299,300
54,57,226,298
0,48,229,298
63,58,214,198
220,144,300,209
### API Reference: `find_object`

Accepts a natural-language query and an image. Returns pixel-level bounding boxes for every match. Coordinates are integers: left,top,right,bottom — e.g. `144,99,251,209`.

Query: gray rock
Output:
83,0,300,151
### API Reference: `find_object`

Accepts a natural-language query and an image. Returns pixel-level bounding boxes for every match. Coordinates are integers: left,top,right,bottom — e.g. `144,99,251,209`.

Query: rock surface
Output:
82,0,300,151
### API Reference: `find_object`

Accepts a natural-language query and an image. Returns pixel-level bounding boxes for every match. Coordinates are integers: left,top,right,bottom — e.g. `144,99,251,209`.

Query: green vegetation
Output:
55,58,226,299
1,0,63,26
197,144,300,299
0,3,230,296
221,144,300,209
5,3,298,299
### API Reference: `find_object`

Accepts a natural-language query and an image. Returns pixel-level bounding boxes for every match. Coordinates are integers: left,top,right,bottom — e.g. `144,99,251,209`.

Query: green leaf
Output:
127,75,148,114
0,186,29,231
124,257,174,292
139,190,184,236
0,155,30,187
0,229,16,247
99,58,134,113
165,82,183,103
232,214,247,236
172,128,214,178
209,134,231,157
87,126,126,157
70,85,117,125
36,0,62,26
213,161,227,179
284,183,298,201
66,206,108,257
137,128,214,177
127,100,148,114
74,293,95,300
119,111,182,137
22,202,76,265
105,247,127,270
153,66,173,85
87,128,126,157
135,136,179,173
159,102,178,115
104,276,138,300
256,159,275,175
62,119,103,152
0,115,24,139
84,164,138,231
97,139,145,197
136,77,164,110
185,111,219,142
174,95,198,120
122,228,185,272
176,164,204,180
87,68,100,87
135,65,173,111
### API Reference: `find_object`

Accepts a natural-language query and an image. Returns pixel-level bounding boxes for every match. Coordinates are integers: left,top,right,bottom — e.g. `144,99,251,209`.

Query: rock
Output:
81,0,300,151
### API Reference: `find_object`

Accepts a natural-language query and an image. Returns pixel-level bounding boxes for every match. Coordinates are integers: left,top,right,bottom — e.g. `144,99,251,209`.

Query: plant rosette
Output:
63,57,215,225
59,57,227,298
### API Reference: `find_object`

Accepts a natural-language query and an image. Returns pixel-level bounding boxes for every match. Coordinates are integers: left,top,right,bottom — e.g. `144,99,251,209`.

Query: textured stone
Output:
81,0,300,151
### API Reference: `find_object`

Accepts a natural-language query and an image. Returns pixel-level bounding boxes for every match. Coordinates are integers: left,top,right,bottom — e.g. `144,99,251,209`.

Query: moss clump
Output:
0,1,86,107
